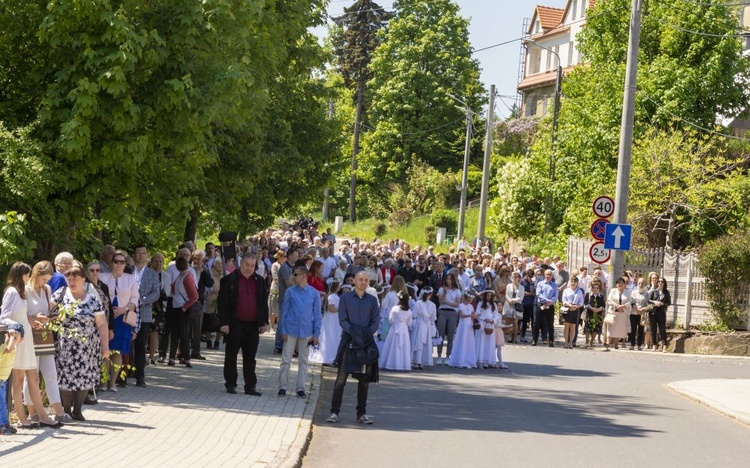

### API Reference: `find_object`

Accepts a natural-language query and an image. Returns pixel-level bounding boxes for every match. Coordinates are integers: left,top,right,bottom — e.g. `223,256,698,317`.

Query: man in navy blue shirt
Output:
327,271,380,425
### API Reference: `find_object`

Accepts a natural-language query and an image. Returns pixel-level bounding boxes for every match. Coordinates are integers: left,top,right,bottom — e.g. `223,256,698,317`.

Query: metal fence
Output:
567,237,750,330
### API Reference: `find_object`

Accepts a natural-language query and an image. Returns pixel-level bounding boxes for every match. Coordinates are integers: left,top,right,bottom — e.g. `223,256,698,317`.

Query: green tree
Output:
518,0,750,247
0,0,338,255
629,128,750,249
331,0,392,222
359,0,484,213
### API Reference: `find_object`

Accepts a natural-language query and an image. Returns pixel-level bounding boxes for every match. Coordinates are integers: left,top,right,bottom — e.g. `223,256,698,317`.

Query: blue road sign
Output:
590,219,608,241
604,223,632,251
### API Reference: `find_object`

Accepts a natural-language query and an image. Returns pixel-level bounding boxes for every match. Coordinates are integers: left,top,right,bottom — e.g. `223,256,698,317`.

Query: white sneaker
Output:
356,414,374,425
326,413,338,423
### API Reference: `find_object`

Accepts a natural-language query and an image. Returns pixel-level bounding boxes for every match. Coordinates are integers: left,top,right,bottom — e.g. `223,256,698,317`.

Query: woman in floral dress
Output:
52,263,110,421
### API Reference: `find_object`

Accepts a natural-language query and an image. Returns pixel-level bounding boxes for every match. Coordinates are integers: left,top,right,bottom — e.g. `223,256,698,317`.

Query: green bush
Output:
698,229,750,329
388,208,413,227
0,211,36,276
424,225,437,246
374,222,387,237
430,209,457,234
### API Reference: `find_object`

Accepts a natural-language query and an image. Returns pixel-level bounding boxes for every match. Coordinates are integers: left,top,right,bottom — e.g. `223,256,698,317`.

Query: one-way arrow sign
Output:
604,223,632,251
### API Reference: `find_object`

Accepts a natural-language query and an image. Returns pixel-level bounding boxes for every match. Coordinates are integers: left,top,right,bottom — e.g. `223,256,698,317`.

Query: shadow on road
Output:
313,366,662,438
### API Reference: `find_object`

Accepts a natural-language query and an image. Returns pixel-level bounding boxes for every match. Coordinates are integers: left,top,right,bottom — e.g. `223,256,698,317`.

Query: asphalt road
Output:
303,343,749,467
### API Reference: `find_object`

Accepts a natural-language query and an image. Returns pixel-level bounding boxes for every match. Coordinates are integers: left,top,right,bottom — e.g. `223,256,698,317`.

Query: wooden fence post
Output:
683,254,694,329
672,253,680,326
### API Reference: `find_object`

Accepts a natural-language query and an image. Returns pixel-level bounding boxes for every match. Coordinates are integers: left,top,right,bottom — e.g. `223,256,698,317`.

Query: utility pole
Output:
457,102,473,242
611,0,643,282
476,84,495,245
322,99,334,222
349,82,364,223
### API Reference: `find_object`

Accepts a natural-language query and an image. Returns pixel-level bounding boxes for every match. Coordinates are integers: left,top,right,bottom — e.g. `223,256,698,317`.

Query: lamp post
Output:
447,93,474,243
527,40,562,233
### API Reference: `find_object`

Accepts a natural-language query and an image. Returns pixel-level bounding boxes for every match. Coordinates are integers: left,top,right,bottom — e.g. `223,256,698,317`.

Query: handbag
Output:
472,317,481,330
483,321,494,335
603,313,616,325
34,287,60,356
123,308,138,327
432,334,443,347
32,329,56,356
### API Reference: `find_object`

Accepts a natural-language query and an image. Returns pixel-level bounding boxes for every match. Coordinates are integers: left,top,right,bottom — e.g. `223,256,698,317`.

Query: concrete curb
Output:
667,379,750,427
276,365,322,468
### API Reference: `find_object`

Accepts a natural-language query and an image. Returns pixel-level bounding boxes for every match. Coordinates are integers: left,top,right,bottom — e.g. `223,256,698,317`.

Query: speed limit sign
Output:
589,242,611,264
592,196,615,218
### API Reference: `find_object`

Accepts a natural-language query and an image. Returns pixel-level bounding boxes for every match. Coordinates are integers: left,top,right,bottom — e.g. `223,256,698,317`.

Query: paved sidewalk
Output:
668,379,750,427
0,333,320,467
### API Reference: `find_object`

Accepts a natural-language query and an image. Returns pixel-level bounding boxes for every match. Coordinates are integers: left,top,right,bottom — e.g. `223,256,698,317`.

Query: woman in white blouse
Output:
99,250,139,390
24,261,74,423
605,277,631,351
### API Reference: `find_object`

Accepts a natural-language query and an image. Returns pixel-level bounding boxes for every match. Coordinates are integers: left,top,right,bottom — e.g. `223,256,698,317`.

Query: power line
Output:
473,3,627,55
649,13,750,38
642,94,750,142
675,0,750,6
473,37,523,53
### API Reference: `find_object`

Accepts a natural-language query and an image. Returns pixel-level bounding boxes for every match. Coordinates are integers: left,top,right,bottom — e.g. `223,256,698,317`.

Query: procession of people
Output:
0,220,672,434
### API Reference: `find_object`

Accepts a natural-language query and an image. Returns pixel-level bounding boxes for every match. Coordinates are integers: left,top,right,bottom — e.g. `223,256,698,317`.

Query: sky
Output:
314,0,569,120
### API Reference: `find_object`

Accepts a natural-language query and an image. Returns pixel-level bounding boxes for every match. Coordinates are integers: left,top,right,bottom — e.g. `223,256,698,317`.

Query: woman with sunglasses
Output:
52,261,110,421
99,250,139,389
649,277,671,352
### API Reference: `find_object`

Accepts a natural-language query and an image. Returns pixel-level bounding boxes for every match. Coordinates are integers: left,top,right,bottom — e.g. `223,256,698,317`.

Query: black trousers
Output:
532,306,555,344
520,303,534,338
628,315,644,347
170,310,190,360
650,310,667,345
330,353,369,418
159,301,178,358
133,322,150,382
223,321,260,391
188,307,203,357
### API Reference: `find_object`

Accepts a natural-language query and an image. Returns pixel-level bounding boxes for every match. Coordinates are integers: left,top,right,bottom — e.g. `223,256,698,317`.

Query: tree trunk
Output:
349,79,365,223
184,206,199,242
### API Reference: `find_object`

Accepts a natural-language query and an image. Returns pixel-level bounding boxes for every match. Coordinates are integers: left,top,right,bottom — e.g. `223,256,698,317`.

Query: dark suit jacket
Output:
429,272,444,308
218,270,269,327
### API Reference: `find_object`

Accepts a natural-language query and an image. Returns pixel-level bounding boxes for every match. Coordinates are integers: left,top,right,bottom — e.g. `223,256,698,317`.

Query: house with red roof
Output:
517,1,595,118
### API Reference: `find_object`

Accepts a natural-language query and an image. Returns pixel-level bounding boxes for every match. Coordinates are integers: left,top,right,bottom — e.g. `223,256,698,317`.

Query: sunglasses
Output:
88,268,100,273
113,259,126,265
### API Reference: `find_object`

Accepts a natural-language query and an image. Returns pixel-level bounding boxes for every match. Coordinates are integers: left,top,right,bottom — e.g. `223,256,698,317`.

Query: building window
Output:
572,0,578,21
529,47,542,74
553,45,560,68
568,40,575,66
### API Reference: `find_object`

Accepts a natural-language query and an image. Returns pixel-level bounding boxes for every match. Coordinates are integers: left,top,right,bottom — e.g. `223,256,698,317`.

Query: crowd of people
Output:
0,221,673,433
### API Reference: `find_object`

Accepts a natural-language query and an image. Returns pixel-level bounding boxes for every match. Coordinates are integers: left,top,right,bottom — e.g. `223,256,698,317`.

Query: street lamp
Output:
526,39,562,233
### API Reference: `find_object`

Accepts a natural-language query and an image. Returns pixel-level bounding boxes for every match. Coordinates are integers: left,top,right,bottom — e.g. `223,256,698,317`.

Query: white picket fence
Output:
567,237,750,330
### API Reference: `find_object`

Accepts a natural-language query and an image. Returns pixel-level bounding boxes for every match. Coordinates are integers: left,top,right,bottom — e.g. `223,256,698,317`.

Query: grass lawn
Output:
323,207,480,250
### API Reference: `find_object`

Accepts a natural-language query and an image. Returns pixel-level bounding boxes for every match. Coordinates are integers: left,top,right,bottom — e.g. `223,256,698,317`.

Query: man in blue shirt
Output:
278,266,321,398
532,269,558,347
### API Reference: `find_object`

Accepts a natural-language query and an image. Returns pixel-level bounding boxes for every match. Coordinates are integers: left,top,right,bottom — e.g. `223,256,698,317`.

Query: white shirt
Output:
317,256,337,279
100,272,139,309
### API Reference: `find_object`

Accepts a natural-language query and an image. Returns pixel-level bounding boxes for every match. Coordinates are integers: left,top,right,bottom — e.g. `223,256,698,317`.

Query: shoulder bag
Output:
124,308,138,327
33,287,61,356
